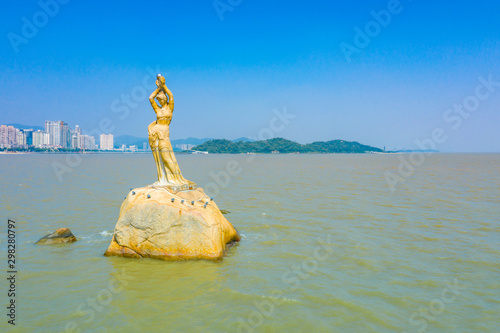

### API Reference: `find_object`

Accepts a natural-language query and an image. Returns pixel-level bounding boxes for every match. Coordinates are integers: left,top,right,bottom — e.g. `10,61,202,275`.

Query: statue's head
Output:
156,90,168,106
157,74,166,85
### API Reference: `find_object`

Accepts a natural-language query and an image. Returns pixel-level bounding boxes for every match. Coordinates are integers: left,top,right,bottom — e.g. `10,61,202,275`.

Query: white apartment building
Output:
16,130,26,146
7,126,17,145
45,121,70,148
33,130,50,148
79,134,97,150
100,134,114,150
0,125,8,147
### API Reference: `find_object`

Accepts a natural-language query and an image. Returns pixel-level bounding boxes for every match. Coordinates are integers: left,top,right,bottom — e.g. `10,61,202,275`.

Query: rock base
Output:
104,187,240,261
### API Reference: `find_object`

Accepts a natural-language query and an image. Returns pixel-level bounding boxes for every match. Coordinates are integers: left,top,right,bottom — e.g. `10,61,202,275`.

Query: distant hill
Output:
113,135,146,147
113,136,254,149
5,123,44,131
172,137,213,146
232,137,255,143
172,137,254,145
113,136,214,148
193,137,383,154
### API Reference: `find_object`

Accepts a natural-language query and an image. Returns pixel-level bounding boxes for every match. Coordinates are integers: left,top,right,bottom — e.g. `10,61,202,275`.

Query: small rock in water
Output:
220,210,230,215
36,228,77,245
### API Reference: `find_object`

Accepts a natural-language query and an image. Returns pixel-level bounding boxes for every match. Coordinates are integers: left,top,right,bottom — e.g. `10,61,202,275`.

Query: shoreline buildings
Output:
0,122,111,151
0,122,158,152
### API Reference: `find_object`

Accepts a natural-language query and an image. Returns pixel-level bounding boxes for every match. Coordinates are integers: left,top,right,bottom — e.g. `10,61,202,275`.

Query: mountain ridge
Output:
193,137,384,154
113,136,254,148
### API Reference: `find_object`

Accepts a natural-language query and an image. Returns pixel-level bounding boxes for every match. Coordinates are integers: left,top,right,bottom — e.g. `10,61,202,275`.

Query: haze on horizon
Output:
0,0,499,152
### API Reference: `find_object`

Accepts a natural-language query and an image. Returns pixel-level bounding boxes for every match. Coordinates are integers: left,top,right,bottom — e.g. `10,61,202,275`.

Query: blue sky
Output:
0,0,499,152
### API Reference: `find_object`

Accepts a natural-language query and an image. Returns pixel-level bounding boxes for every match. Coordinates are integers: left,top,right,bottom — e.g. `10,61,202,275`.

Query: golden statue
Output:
148,74,196,190
104,74,240,262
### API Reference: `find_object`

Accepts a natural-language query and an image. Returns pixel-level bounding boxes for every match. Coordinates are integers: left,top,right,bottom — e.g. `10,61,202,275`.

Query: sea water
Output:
0,153,498,332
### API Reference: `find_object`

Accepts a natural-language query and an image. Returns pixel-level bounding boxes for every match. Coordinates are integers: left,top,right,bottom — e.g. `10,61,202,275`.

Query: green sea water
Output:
0,153,498,332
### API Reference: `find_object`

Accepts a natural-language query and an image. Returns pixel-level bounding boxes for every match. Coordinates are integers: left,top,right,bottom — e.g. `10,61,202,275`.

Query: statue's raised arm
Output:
149,87,162,113
157,75,174,111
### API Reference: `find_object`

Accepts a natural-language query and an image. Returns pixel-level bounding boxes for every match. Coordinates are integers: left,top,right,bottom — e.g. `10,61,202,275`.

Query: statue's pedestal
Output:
104,187,240,261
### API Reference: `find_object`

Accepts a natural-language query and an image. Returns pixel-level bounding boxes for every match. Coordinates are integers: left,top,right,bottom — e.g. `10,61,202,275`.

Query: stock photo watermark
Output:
203,107,296,197
213,0,243,21
402,277,466,333
6,219,18,326
385,74,500,192
236,234,334,333
51,66,161,183
340,0,407,63
7,0,71,54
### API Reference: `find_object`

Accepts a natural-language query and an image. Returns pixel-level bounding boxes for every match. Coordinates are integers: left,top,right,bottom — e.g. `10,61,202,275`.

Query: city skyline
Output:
0,121,107,150
0,120,197,151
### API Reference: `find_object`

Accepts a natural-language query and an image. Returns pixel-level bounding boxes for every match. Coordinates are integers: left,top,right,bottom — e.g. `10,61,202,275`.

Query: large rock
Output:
104,187,240,261
36,228,77,244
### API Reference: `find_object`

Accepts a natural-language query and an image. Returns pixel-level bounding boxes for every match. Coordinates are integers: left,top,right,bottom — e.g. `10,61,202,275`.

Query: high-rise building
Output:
71,125,81,149
45,121,56,147
32,131,43,148
24,129,34,146
71,134,79,149
80,134,97,150
7,126,17,146
33,130,50,148
100,134,114,150
90,136,97,150
0,125,7,147
78,135,85,150
16,130,26,146
45,121,57,147
61,122,70,148
45,121,69,148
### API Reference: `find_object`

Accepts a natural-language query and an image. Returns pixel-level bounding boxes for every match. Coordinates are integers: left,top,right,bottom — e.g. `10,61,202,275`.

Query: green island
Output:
193,137,384,154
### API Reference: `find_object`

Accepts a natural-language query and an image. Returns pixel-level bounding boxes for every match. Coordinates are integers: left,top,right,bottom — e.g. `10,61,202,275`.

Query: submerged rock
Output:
36,228,77,245
104,187,240,261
